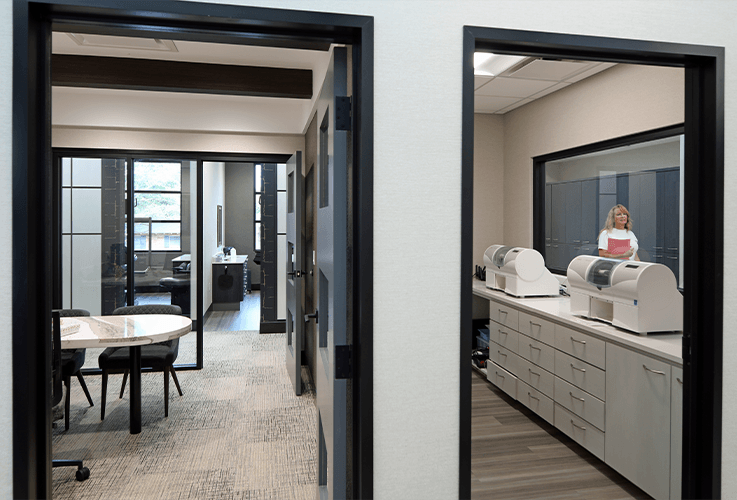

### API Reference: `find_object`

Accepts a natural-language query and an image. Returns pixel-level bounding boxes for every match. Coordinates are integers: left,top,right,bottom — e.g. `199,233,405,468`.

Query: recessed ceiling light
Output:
474,52,528,76
66,33,178,52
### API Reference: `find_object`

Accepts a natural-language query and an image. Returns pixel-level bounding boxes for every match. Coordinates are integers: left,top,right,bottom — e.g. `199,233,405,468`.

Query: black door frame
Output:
12,1,373,498
461,27,723,499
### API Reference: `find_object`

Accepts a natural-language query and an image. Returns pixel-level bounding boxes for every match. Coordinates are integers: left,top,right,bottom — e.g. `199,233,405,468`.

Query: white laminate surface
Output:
213,255,248,264
473,279,683,366
59,315,192,349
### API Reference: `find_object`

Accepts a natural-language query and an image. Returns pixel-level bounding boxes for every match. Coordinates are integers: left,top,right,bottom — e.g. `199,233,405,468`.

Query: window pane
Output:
133,222,149,251
255,194,261,222
134,162,181,191
255,223,262,251
151,222,181,251
135,193,181,220
255,164,262,192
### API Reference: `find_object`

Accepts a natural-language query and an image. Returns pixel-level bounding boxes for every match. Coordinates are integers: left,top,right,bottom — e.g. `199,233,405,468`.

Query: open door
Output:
314,46,351,500
286,152,304,395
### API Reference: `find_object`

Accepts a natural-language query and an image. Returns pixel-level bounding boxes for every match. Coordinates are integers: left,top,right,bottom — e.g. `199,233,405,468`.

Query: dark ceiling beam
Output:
52,54,313,98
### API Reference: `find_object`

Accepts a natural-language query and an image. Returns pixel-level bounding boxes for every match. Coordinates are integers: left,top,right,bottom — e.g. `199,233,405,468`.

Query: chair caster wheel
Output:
76,467,90,481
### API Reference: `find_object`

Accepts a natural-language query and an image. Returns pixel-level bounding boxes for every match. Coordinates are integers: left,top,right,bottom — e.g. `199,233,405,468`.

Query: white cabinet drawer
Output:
488,321,519,353
555,403,605,461
517,335,555,373
516,355,555,399
555,325,606,369
490,301,519,331
518,311,555,346
517,381,554,425
555,376,605,431
489,342,517,374
487,361,517,399
554,350,606,400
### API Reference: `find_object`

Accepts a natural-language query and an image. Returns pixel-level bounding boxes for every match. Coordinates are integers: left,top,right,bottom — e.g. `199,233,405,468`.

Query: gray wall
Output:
224,162,259,285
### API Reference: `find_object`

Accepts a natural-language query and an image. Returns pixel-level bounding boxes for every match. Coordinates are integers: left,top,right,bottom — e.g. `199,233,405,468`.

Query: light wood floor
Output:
203,290,261,331
471,369,651,500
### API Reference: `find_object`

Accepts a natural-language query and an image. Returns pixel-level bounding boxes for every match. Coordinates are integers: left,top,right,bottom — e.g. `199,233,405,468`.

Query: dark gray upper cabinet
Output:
551,183,566,243
635,172,657,253
565,182,582,244
545,184,552,242
616,174,629,210
581,179,598,244
663,169,680,252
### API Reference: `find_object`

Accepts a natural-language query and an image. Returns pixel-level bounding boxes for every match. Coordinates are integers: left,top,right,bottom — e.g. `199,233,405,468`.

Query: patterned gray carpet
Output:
52,330,317,499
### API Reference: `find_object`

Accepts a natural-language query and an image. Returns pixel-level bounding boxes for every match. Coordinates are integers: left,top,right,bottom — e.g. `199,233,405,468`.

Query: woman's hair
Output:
601,204,633,233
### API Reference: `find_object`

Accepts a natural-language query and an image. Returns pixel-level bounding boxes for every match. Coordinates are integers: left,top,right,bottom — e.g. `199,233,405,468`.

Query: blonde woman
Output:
598,204,639,261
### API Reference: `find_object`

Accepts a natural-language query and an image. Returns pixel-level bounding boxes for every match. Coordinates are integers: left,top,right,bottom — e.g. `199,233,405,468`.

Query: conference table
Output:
59,314,192,434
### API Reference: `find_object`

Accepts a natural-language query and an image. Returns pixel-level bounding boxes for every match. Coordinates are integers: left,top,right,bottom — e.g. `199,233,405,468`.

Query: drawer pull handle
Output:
499,330,508,335
528,392,539,401
530,321,542,327
571,420,587,431
643,364,665,375
569,392,585,402
571,364,586,373
496,373,505,379
571,337,587,345
499,309,508,316
529,368,540,377
677,378,683,384
529,344,541,351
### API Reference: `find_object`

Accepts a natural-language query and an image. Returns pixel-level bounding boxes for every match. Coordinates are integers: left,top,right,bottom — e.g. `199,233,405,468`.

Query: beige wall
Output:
502,64,684,248
52,126,304,155
473,114,505,268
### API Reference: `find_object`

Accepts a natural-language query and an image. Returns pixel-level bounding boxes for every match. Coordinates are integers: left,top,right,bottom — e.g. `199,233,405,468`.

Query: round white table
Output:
60,314,192,434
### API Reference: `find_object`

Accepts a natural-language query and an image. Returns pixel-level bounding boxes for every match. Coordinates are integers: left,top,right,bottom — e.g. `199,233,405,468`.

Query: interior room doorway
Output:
461,28,723,499
13,2,373,498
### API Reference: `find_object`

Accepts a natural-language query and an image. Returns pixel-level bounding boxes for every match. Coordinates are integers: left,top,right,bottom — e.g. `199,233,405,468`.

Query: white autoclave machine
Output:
483,245,559,298
566,255,683,334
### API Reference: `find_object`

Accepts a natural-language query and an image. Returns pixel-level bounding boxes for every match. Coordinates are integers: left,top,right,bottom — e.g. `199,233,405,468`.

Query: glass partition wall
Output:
56,154,199,368
537,128,684,288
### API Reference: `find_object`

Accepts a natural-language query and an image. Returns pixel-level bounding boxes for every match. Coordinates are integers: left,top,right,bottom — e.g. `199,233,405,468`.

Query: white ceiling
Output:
474,58,616,114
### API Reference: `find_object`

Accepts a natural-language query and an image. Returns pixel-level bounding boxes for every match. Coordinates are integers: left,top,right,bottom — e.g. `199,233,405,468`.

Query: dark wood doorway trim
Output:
461,27,723,500
13,2,373,498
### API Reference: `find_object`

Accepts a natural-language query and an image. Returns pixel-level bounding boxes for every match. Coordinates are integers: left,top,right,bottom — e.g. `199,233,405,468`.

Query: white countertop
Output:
472,279,683,366
212,255,247,264
59,315,192,349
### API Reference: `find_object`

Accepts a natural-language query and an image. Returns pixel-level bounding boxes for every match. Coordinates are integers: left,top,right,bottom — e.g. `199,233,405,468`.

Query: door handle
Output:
288,270,303,278
305,310,318,324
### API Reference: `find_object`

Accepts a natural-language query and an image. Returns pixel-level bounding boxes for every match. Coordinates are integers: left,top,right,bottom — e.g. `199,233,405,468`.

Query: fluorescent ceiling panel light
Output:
474,53,527,76
67,33,178,52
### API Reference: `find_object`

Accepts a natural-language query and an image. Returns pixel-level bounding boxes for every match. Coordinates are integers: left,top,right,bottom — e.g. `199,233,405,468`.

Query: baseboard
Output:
260,320,286,334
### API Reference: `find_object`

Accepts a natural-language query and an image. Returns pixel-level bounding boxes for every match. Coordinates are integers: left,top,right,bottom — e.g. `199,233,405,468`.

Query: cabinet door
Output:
663,169,680,253
616,173,629,208
565,182,582,245
671,367,683,500
551,183,566,243
581,179,598,244
599,194,616,233
545,184,552,242
638,172,657,254
606,343,671,500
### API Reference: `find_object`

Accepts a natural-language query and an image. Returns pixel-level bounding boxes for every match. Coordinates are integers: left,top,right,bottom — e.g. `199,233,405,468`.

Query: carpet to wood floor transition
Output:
52,329,317,500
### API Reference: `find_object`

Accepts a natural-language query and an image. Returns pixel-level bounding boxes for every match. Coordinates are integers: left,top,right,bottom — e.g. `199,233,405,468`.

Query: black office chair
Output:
52,311,91,481
58,309,95,431
98,304,184,419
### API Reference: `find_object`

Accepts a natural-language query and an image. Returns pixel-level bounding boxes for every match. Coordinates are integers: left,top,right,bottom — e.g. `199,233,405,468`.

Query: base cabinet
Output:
482,295,681,500
605,343,672,500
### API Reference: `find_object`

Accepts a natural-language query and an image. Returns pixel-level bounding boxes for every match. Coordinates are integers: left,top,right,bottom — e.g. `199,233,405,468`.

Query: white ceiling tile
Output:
564,62,617,83
475,76,558,98
474,95,521,114
474,75,494,90
527,81,572,100
508,59,591,81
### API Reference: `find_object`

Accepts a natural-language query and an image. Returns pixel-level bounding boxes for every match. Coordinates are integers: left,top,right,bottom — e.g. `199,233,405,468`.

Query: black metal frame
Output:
13,2,373,498
462,26,723,499
532,123,685,269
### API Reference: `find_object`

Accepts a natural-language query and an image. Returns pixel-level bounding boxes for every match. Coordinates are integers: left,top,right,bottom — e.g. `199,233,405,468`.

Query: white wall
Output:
0,0,12,494
203,162,226,313
473,114,505,268
4,2,737,499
